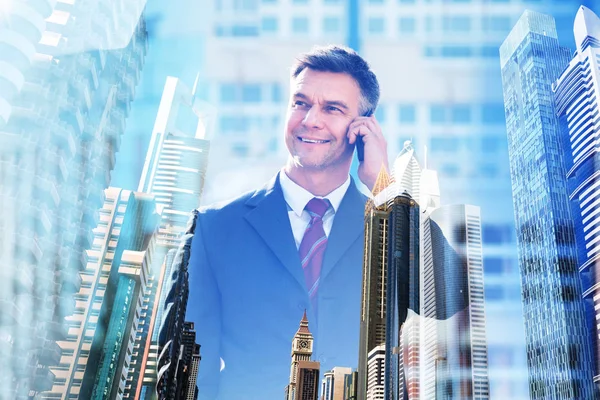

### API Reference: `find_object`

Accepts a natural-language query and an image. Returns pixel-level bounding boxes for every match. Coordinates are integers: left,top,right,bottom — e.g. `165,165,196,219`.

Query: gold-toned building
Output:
357,165,420,400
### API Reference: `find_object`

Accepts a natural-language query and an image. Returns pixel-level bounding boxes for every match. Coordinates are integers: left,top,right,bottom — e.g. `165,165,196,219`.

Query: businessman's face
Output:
284,68,360,172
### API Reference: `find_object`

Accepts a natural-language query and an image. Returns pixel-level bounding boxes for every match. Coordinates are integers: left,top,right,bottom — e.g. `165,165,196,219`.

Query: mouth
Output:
297,137,331,144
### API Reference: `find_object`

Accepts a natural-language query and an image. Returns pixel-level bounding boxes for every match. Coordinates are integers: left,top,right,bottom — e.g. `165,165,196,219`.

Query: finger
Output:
347,122,369,144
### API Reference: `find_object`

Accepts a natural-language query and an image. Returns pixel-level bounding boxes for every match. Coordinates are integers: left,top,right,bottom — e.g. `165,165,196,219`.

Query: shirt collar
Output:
279,169,351,218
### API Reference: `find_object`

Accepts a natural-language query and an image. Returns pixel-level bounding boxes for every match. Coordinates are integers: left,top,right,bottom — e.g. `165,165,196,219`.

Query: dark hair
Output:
291,45,380,116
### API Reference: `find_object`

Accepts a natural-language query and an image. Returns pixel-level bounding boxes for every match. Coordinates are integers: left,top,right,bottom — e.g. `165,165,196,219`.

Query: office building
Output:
186,344,201,400
358,164,420,400
554,6,600,393
0,1,147,397
321,366,352,400
285,311,318,400
421,205,490,399
366,345,385,400
343,370,358,400
500,10,595,399
125,76,210,399
39,188,160,399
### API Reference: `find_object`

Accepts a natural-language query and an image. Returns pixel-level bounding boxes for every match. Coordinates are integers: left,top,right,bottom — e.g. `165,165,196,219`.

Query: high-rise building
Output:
421,205,490,399
357,165,420,400
321,366,353,400
40,188,160,399
186,344,201,400
165,322,202,400
0,1,147,397
125,76,210,399
500,10,595,399
366,345,385,400
343,370,358,400
0,0,55,128
296,361,321,400
285,311,318,400
554,6,600,393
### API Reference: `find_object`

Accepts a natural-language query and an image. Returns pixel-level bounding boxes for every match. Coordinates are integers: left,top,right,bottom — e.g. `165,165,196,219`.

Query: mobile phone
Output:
356,108,374,162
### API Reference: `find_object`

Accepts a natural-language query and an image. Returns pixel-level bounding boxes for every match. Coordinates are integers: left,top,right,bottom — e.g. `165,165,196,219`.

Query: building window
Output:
323,16,341,33
272,83,282,102
293,0,308,3
220,116,249,133
429,104,446,124
486,285,504,301
261,17,278,32
440,163,459,176
368,17,385,34
242,84,261,102
220,84,237,102
292,17,309,33
375,105,385,123
482,136,502,152
442,16,471,33
483,16,512,32
430,136,459,152
398,0,415,3
451,104,471,123
481,103,505,124
398,17,416,34
440,45,472,58
398,105,416,123
231,24,259,37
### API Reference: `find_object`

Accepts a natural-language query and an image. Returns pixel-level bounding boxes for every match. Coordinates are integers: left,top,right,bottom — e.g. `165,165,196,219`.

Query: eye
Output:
326,105,342,113
293,100,309,108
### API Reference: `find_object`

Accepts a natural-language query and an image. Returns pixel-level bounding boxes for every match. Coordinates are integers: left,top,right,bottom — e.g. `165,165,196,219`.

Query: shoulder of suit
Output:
194,184,268,222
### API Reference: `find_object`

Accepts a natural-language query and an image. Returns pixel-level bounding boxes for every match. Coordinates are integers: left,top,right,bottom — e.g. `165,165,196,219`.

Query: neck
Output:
284,159,351,196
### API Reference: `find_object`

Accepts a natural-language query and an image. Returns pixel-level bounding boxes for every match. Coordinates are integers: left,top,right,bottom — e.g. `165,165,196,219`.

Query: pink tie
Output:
299,198,330,309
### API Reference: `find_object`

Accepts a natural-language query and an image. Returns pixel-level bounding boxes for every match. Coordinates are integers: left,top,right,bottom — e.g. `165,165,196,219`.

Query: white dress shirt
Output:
279,169,351,249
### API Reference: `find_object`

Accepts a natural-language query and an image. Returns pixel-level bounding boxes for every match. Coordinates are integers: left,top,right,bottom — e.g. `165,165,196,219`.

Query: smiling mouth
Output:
298,137,331,144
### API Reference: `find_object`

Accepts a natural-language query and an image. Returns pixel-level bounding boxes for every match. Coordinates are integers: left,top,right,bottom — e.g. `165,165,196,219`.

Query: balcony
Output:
77,227,94,250
32,366,55,392
60,104,85,136
13,263,34,294
0,297,24,326
47,319,68,341
35,177,60,208
38,339,62,366
56,268,82,294
50,294,75,318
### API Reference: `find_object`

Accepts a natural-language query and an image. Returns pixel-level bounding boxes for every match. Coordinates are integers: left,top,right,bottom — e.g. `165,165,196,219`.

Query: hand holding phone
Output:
356,108,373,162
347,108,389,191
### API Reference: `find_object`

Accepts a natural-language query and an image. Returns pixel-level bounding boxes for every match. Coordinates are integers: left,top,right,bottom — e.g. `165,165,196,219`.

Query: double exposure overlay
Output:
1,0,599,399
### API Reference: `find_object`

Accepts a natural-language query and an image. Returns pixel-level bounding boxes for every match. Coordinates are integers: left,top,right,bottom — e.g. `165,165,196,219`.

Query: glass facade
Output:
554,6,600,392
500,10,595,399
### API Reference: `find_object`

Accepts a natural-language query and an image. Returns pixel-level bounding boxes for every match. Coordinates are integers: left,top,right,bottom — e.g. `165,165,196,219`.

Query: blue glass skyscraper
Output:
554,5,600,392
500,10,595,399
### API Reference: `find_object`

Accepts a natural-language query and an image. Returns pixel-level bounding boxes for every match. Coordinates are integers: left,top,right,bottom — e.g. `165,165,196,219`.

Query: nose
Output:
302,106,325,130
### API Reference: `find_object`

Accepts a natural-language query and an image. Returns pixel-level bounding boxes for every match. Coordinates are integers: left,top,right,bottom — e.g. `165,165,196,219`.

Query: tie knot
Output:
305,198,330,219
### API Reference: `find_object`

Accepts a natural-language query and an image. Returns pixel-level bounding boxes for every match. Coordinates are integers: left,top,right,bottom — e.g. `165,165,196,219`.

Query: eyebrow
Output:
293,92,350,111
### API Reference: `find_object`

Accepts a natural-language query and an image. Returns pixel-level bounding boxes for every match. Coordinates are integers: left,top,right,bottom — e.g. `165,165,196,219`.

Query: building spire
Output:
372,164,391,197
298,310,310,334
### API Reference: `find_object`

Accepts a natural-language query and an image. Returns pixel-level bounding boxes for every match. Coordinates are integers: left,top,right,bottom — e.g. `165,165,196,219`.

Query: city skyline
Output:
2,0,600,398
501,8,596,399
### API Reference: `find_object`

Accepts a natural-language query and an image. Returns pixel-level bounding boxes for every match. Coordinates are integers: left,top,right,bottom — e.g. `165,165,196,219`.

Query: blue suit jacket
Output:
187,172,368,399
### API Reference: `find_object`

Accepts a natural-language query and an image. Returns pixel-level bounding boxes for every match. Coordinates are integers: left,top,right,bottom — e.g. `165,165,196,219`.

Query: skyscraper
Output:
357,165,420,400
554,5,600,394
321,366,352,400
125,76,210,399
500,10,595,399
0,1,148,397
286,311,318,400
41,188,160,399
343,370,358,400
421,205,489,399
366,345,385,400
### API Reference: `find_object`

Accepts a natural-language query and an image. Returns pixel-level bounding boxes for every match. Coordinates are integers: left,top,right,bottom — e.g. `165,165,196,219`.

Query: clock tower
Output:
285,311,319,400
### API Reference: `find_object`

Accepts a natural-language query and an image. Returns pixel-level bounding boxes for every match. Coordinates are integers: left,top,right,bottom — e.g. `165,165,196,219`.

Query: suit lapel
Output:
321,179,366,283
244,173,306,291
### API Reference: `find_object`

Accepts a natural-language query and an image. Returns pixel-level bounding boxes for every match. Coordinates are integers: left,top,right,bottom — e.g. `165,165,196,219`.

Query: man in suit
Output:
187,45,388,399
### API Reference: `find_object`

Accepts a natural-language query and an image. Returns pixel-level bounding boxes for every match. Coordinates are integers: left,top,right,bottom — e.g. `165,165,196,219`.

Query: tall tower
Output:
357,166,420,400
321,366,352,400
421,205,490,399
0,1,148,397
500,10,595,399
554,6,600,394
285,311,317,400
127,76,210,399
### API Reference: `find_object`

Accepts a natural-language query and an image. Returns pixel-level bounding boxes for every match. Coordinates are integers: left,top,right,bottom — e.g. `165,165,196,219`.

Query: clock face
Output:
299,340,309,349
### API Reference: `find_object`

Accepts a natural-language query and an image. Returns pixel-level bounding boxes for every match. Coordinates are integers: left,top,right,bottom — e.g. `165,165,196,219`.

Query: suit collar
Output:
244,172,366,292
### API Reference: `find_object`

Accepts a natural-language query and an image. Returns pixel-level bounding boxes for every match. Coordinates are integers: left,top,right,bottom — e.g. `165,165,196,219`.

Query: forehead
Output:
290,69,361,103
